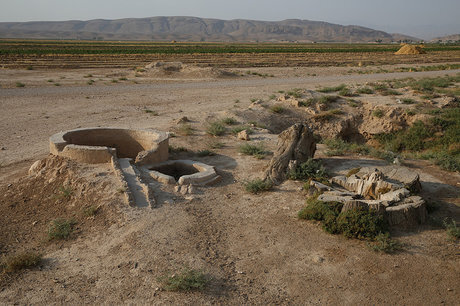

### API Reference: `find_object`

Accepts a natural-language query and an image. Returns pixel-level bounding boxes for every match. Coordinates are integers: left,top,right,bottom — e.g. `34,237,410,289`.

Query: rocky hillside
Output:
0,16,418,42
431,34,460,43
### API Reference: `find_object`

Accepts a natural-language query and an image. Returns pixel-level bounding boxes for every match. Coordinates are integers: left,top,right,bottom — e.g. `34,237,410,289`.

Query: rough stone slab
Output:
386,196,427,226
379,188,410,204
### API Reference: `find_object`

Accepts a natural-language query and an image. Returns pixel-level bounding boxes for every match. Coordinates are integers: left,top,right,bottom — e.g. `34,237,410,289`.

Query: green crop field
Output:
0,40,459,55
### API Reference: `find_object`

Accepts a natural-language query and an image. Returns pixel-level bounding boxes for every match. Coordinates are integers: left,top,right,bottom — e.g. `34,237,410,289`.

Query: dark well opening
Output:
151,162,199,181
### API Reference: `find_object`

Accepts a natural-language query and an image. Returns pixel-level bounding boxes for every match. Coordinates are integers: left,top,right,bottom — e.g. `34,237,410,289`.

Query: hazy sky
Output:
0,0,459,39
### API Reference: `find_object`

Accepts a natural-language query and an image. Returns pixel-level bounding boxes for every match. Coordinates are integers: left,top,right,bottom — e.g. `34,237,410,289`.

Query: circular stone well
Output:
148,160,220,186
49,127,169,164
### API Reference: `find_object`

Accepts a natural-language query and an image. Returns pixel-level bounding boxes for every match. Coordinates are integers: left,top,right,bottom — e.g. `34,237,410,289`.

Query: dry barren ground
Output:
0,64,459,304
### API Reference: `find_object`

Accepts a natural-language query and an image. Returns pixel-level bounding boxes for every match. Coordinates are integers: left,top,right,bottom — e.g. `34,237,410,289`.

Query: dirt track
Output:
0,66,459,304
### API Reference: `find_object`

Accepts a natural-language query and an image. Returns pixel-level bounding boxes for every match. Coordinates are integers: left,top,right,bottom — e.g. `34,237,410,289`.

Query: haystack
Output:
395,44,426,55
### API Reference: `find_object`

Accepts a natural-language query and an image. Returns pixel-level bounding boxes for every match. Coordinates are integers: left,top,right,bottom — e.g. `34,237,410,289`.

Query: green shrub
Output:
221,117,237,125
270,105,284,113
287,88,303,98
318,95,339,104
313,110,342,122
206,140,224,149
2,252,42,273
239,143,266,159
298,198,343,221
177,124,193,136
368,233,403,253
372,109,384,118
168,145,188,153
318,84,347,93
401,98,416,104
48,218,76,240
159,267,208,291
144,109,158,116
339,88,357,97
231,126,253,135
356,87,374,94
380,89,402,96
196,149,215,157
206,121,226,136
336,209,387,239
15,82,25,88
288,158,328,182
444,219,460,240
83,205,99,217
324,138,370,156
58,186,73,199
244,179,273,194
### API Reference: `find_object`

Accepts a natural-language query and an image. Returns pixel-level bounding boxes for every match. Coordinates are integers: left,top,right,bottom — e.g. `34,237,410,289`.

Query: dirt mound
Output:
395,44,426,55
143,61,238,79
0,156,123,257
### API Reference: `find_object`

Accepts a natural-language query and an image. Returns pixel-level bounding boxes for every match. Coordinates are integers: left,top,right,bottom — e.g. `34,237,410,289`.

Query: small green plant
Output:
168,145,188,153
270,105,284,113
206,121,226,136
443,219,460,240
159,267,208,291
318,95,339,104
323,138,371,156
401,98,416,104
15,82,25,88
339,88,357,97
288,158,328,182
336,208,387,239
83,205,99,217
269,94,276,100
144,109,158,116
231,126,253,135
318,84,347,93
244,179,273,194
239,143,266,159
47,79,54,83
26,66,33,70
381,89,402,96
2,252,42,273
84,74,93,78
177,124,193,136
206,140,224,149
119,77,128,81
313,109,342,122
287,88,303,98
250,98,258,103
196,149,215,157
58,186,72,199
87,79,95,85
372,109,384,118
54,83,61,86
356,87,374,94
368,233,403,253
111,79,118,83
221,117,238,125
48,218,76,240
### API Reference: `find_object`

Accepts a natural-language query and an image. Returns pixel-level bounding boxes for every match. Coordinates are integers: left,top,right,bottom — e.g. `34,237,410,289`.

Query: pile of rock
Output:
310,166,426,226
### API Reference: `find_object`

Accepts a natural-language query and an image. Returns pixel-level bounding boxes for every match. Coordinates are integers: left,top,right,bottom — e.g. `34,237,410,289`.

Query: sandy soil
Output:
0,65,459,304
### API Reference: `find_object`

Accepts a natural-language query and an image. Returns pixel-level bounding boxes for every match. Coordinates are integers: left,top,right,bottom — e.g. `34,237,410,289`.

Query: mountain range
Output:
0,16,419,42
